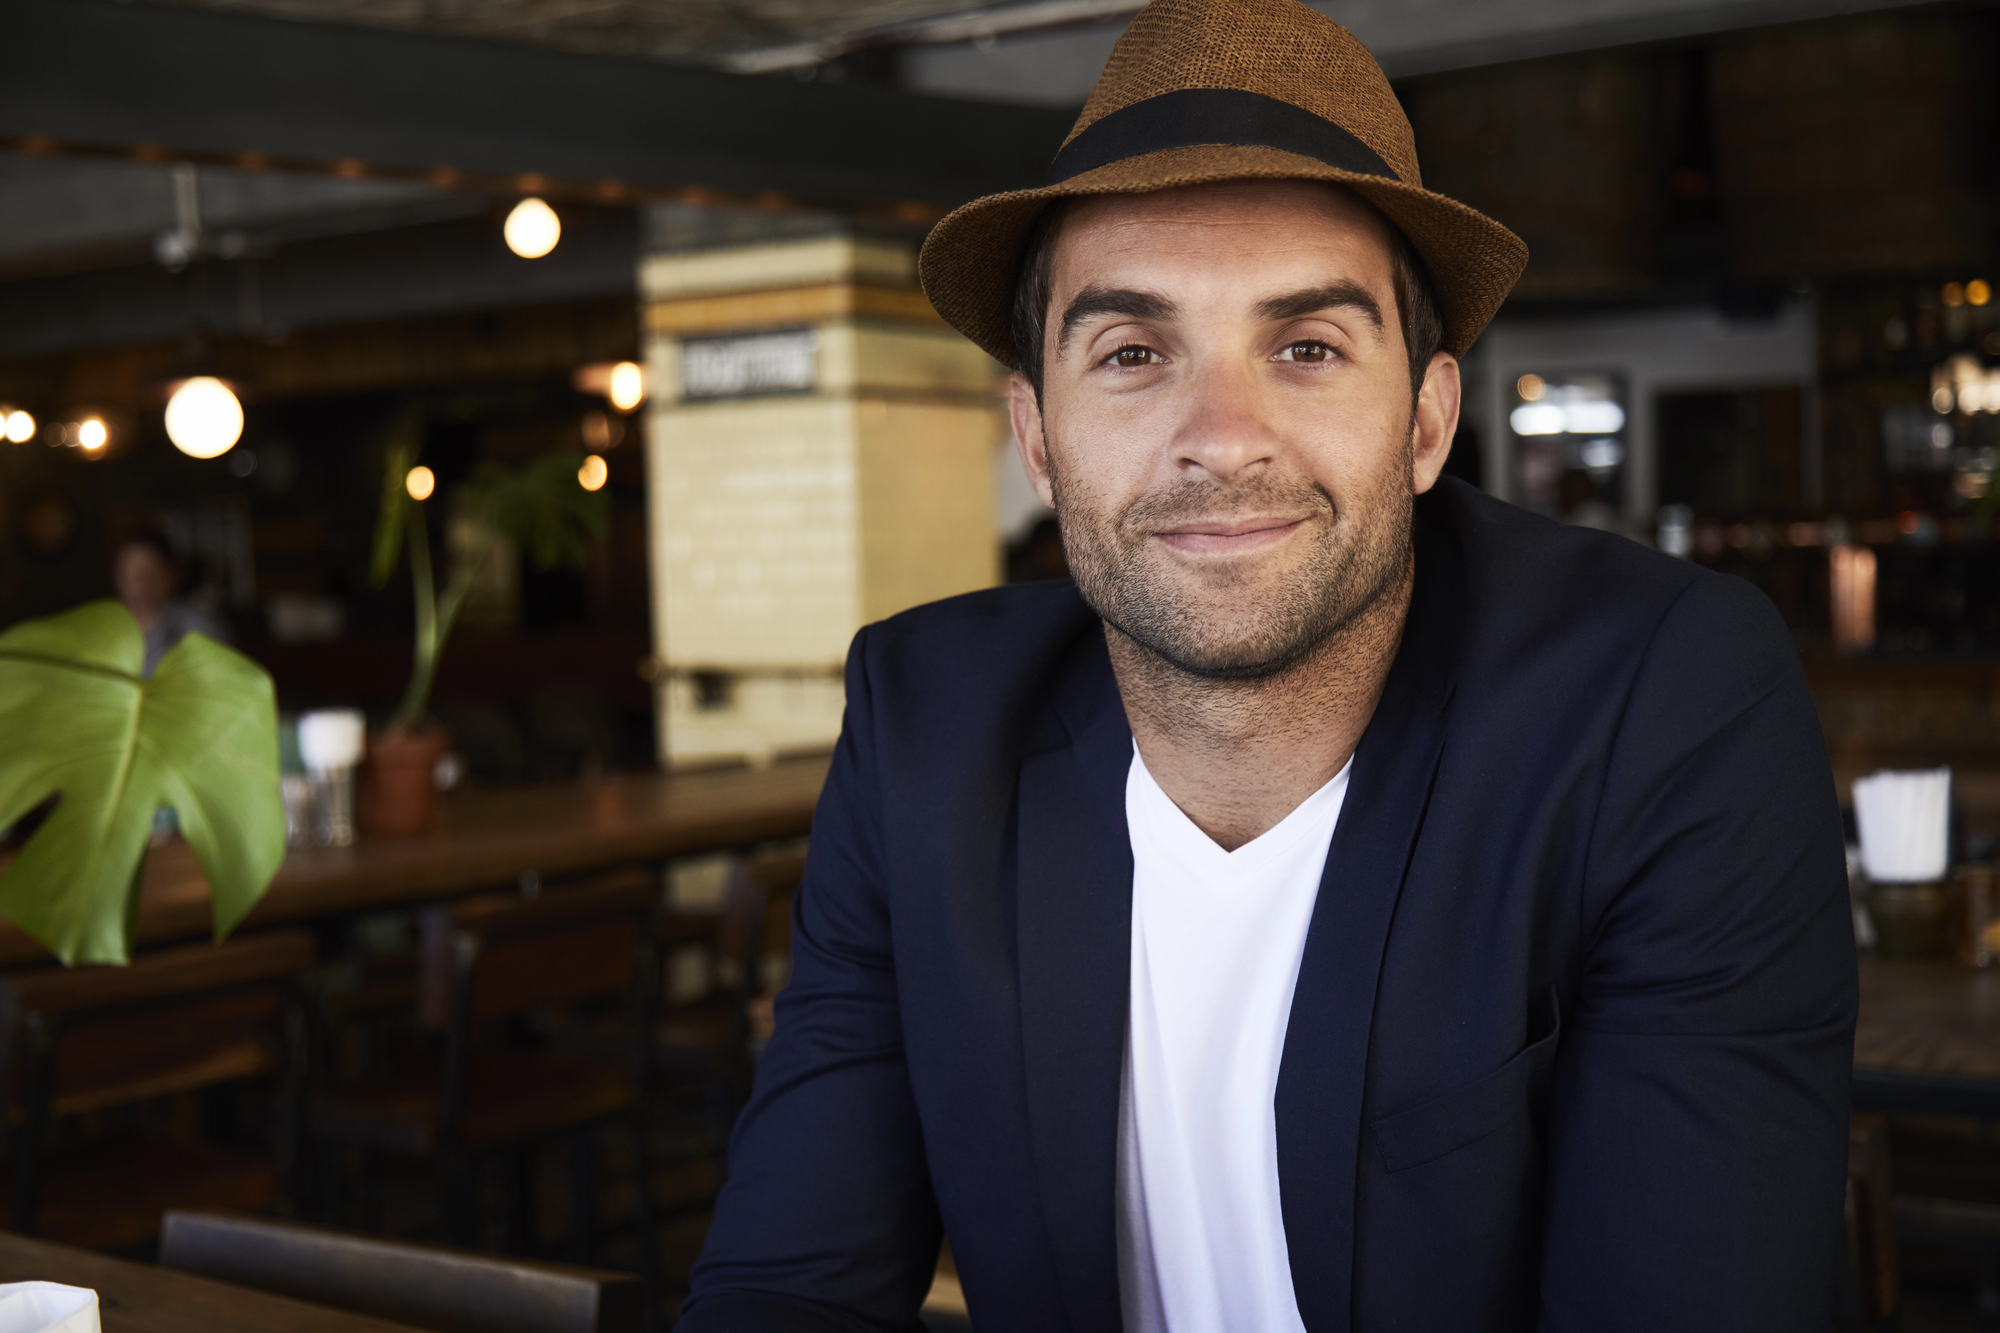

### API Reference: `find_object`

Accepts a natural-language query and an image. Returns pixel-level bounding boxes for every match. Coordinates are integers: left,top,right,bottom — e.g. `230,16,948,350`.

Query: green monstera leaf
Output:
0,600,285,965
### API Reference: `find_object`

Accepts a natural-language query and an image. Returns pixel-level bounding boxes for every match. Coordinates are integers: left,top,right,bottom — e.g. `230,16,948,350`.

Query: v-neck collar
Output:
1127,743,1354,877
1012,500,1468,1332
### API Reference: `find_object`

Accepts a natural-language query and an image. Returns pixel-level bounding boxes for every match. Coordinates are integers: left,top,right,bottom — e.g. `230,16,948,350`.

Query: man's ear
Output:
1410,352,1461,494
1008,373,1057,509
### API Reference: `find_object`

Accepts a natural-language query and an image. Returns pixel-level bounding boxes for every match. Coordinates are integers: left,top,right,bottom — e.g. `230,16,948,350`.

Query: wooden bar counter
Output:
1855,956,2000,1083
1853,956,2000,1119
0,757,828,969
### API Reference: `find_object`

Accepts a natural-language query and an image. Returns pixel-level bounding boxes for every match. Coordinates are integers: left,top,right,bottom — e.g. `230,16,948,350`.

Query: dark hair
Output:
1009,191,1446,408
119,530,178,564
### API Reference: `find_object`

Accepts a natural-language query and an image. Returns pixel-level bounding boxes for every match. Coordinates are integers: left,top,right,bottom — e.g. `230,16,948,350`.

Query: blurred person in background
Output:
114,532,226,677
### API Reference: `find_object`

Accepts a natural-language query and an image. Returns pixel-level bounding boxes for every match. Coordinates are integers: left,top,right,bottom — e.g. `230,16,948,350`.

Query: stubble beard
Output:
1050,447,1414,683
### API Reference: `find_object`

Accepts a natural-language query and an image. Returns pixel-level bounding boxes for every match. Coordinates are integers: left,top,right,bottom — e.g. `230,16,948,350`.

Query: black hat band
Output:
1047,88,1398,186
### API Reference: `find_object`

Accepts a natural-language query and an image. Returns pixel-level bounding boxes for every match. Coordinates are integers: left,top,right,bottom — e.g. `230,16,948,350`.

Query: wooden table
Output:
1854,957,2000,1117
0,757,828,968
0,1231,423,1332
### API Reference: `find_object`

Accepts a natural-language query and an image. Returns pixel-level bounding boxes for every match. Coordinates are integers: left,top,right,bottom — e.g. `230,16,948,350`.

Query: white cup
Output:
297,709,367,773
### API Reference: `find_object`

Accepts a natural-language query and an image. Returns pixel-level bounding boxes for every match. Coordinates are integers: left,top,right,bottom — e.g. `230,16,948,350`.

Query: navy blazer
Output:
680,480,1858,1332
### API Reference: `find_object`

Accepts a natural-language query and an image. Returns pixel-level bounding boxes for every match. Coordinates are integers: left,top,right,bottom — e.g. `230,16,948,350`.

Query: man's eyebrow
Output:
1056,286,1179,353
1255,283,1387,341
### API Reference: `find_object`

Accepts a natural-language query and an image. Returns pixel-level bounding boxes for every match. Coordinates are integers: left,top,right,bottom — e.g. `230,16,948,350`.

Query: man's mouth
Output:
1154,516,1308,555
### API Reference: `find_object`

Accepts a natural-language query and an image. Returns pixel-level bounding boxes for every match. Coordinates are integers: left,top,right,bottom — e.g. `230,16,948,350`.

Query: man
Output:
680,0,1857,1328
113,532,227,677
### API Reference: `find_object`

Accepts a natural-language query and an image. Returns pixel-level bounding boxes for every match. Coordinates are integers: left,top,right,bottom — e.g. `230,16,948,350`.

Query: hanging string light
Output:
503,198,561,259
606,361,647,412
164,377,244,458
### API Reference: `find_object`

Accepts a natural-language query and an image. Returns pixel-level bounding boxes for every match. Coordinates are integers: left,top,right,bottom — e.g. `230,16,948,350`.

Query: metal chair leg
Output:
567,1128,597,1264
358,1146,385,1234
502,1145,536,1255
442,1153,479,1248
631,1110,662,1333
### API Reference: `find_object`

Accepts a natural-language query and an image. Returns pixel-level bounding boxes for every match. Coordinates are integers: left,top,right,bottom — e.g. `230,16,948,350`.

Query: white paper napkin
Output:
1854,767,1952,884
0,1282,98,1333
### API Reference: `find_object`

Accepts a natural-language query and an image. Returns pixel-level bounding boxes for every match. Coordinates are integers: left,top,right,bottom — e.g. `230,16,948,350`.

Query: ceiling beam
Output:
895,0,1955,106
2,0,1075,215
1360,0,1956,78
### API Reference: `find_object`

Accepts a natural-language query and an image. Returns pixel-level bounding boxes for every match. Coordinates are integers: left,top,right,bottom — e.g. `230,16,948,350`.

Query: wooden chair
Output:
655,847,805,1139
309,868,660,1265
0,930,315,1250
160,1208,643,1333
1838,1112,1899,1332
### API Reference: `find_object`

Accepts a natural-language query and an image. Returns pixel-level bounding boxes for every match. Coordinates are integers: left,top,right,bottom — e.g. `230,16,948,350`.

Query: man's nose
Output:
1169,353,1279,483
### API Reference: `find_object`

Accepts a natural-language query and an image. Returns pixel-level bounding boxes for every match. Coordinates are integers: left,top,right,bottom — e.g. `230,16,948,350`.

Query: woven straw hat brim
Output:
918,143,1529,366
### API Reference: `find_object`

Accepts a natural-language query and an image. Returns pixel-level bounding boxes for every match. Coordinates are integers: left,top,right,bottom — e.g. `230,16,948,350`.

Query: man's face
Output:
114,543,174,616
1008,180,1459,680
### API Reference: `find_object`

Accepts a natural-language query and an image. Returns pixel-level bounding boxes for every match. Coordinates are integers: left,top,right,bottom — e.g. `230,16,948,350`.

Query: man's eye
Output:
1111,346,1158,367
1280,341,1334,363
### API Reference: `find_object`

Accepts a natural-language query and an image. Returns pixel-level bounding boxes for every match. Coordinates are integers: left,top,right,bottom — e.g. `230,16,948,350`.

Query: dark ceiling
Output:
120,0,1028,63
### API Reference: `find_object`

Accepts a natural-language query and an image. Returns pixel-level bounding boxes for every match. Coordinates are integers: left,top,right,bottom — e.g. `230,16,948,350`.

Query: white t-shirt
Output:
1117,745,1352,1333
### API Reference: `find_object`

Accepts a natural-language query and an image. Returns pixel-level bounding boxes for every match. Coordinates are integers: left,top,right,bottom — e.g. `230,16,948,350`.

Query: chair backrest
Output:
0,931,316,1237
693,849,806,1075
0,930,315,1119
1845,1112,1899,1325
752,844,808,962
159,1209,643,1333
418,868,659,1031
714,847,807,1000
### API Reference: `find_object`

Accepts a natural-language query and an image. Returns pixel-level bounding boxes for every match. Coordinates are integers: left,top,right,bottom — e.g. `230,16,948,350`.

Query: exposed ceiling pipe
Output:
721,0,1144,74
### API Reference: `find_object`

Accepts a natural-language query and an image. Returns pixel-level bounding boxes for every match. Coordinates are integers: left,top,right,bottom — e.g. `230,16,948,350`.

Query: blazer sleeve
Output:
1538,574,1858,1331
677,626,942,1333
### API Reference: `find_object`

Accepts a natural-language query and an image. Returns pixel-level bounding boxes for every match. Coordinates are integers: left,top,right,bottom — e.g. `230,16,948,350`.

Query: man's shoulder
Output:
1423,479,1799,709
1429,478,1680,588
855,579,1099,702
1428,478,1774,642
872,576,1096,648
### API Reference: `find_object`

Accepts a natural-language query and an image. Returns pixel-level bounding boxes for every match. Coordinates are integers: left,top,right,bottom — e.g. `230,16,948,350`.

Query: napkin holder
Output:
1854,767,1956,961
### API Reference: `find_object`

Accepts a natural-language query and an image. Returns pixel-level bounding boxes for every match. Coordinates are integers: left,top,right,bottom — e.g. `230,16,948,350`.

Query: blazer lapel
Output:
1277,511,1465,1332
1016,632,1133,1333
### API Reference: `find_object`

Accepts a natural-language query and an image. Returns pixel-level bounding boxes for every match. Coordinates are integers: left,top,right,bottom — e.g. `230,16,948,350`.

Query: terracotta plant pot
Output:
363,727,450,838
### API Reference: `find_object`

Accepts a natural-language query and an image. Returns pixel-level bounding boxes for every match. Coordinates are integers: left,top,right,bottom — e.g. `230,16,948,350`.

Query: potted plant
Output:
0,601,284,964
366,414,608,835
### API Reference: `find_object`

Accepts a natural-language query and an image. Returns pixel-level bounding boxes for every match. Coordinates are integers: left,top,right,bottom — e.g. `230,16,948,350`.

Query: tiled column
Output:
642,230,1003,767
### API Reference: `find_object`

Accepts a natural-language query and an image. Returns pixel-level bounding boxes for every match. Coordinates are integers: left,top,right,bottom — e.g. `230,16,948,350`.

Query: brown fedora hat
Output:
918,0,1528,365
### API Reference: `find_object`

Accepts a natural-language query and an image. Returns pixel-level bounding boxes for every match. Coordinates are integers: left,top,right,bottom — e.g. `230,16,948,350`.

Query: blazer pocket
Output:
1370,984,1561,1174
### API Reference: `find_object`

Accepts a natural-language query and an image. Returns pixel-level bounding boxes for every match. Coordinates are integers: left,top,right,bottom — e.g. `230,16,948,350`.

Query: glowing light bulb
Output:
76,417,107,451
1970,279,1993,308
406,465,436,501
504,197,561,259
1515,373,1545,402
4,410,34,443
164,377,243,458
577,454,609,492
607,361,645,412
